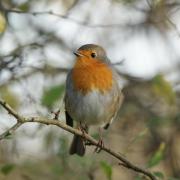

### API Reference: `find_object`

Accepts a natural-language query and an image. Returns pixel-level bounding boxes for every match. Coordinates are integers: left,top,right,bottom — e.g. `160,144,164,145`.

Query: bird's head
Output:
73,44,110,64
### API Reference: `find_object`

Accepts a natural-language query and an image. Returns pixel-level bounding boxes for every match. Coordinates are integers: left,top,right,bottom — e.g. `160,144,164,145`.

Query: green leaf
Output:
0,87,20,110
168,177,180,180
152,74,176,105
18,2,30,11
100,161,112,180
148,117,162,127
1,164,15,175
148,142,166,168
135,176,143,180
42,84,65,108
51,162,64,175
153,171,164,179
0,12,6,33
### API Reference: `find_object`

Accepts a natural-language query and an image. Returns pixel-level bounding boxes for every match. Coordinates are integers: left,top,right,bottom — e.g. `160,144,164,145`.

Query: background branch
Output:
3,8,143,29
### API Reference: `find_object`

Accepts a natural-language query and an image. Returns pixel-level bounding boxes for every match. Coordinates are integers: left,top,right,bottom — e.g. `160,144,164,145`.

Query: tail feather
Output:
69,135,85,156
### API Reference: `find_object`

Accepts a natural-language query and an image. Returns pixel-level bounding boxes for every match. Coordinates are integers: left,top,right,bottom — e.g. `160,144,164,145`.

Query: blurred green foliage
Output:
100,161,112,180
0,87,19,110
42,85,65,108
0,12,6,33
152,74,176,105
148,142,165,168
1,164,15,175
153,171,164,179
17,2,30,11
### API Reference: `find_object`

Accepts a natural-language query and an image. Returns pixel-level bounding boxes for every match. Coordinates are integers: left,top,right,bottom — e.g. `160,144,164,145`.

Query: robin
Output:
65,44,123,156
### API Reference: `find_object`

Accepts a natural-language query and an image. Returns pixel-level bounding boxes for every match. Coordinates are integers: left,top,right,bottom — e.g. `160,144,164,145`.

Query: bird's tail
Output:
69,125,88,156
69,135,85,156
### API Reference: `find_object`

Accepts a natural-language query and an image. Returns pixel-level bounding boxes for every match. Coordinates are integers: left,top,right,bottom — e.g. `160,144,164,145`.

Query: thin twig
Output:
0,100,25,121
0,122,22,140
4,8,141,29
0,99,157,180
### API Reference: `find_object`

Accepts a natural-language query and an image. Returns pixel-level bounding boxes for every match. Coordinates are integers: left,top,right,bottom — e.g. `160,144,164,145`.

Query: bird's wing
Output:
103,67,124,129
64,70,74,127
65,107,73,127
112,67,124,112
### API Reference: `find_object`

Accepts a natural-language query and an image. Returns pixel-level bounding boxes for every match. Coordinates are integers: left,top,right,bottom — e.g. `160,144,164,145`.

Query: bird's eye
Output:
91,52,97,58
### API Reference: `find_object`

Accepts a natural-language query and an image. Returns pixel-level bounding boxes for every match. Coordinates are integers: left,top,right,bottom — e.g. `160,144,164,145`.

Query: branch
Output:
0,99,157,180
0,122,22,140
4,8,142,29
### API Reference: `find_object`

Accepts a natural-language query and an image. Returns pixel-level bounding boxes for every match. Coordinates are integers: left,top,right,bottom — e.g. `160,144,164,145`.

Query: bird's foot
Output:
94,138,104,153
94,128,104,153
79,122,88,139
51,109,61,120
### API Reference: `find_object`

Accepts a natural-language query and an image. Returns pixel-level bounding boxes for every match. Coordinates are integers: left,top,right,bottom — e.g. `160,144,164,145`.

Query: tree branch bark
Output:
0,99,157,180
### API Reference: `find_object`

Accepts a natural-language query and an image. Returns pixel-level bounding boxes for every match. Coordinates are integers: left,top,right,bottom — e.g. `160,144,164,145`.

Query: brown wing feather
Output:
103,69,124,129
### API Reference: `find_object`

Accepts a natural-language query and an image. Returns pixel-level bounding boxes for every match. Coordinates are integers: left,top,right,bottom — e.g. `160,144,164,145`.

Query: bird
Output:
64,44,123,156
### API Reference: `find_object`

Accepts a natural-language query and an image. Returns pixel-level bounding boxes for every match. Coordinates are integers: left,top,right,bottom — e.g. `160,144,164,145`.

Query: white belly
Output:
66,88,119,126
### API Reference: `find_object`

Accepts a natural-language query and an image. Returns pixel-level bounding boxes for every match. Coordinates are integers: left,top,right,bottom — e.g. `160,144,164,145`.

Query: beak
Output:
73,51,84,57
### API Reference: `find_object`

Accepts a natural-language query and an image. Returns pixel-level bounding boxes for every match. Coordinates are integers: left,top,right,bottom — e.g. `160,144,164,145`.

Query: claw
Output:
51,109,60,120
94,127,104,153
94,138,104,153
79,121,88,138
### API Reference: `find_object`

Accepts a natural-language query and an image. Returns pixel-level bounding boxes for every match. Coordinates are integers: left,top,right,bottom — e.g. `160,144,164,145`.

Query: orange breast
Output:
72,58,113,94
